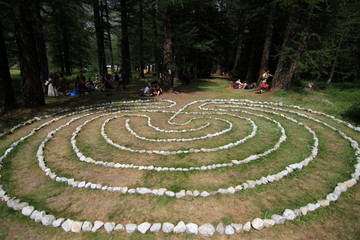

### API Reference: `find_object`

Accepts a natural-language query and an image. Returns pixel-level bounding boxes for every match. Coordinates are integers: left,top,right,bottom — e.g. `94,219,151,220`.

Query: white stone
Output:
82,221,93,232
174,221,186,233
137,222,151,234
104,222,116,233
225,225,235,235
61,219,74,232
252,218,264,230
344,179,356,188
52,218,65,227
34,210,46,222
263,219,275,228
126,224,137,233
243,222,251,231
13,202,29,211
41,214,55,226
92,220,104,232
136,188,152,195
300,207,308,215
200,191,210,197
193,190,200,197
185,223,198,234
318,199,330,207
231,223,242,233
157,188,166,196
216,223,225,234
271,214,285,224
162,222,174,233
176,190,186,198
21,206,35,216
199,223,215,237
150,223,161,232
114,224,125,231
165,191,175,197
71,221,83,232
283,209,297,220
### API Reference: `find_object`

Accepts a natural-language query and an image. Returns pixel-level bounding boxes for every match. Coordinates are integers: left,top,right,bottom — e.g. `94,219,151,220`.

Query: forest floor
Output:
0,76,359,240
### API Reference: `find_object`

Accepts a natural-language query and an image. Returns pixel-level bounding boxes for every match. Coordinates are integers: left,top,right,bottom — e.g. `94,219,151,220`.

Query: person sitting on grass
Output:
143,82,153,97
152,82,163,96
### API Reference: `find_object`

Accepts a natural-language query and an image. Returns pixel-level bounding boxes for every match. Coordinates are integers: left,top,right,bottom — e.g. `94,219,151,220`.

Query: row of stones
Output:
0,99,359,236
38,108,317,199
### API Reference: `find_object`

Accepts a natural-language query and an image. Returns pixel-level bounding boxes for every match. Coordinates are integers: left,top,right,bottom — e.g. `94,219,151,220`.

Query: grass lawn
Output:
0,75,359,239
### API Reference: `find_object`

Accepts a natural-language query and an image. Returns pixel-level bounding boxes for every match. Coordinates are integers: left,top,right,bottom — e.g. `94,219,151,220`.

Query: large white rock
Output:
252,218,264,230
104,222,116,233
21,206,35,216
199,223,215,237
173,221,186,233
136,188,152,195
225,225,235,235
271,214,285,224
126,224,137,233
162,222,174,233
41,215,55,226
283,209,297,220
137,222,151,234
61,219,74,232
91,220,104,232
185,223,198,234
114,224,125,231
150,223,161,232
176,190,186,198
216,223,225,234
82,221,93,232
243,222,251,231
231,223,242,233
263,219,275,228
52,218,64,227
13,202,29,211
71,221,83,232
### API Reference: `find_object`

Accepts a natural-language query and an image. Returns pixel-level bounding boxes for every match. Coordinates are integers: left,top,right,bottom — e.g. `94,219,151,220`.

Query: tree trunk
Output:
162,5,173,90
232,13,245,76
120,0,132,84
257,1,277,86
327,30,344,84
93,0,107,80
0,21,16,111
138,0,145,78
245,33,258,82
104,0,114,75
13,0,45,108
271,7,300,91
272,4,313,91
151,4,160,76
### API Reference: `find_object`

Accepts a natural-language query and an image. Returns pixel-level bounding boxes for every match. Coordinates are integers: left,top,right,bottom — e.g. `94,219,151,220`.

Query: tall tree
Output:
162,3,173,90
104,0,115,74
13,0,44,107
0,20,16,111
138,0,145,78
93,0,107,79
257,0,277,85
120,0,132,84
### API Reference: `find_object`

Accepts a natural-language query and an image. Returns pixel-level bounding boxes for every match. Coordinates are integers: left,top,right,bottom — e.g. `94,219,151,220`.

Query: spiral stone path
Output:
0,98,359,237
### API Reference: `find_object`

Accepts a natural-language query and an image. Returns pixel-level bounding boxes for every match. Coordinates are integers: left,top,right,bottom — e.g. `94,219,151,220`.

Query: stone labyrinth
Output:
0,98,359,236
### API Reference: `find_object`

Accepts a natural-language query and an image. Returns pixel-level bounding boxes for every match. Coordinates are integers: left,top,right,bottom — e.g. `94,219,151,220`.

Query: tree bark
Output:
327,30,344,84
0,21,16,111
232,13,245,76
138,0,145,78
120,0,132,84
245,32,258,82
151,4,160,76
93,0,107,80
13,0,45,108
272,4,313,91
162,5,173,90
257,1,277,86
104,0,114,75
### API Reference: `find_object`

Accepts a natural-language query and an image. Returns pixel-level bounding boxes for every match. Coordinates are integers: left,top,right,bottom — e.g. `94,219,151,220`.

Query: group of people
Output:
142,82,163,97
229,69,273,94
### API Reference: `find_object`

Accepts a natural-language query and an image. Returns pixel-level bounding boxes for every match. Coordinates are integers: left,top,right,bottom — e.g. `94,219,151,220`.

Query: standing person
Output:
45,74,58,97
57,73,68,96
260,69,273,94
76,72,86,97
103,73,113,96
